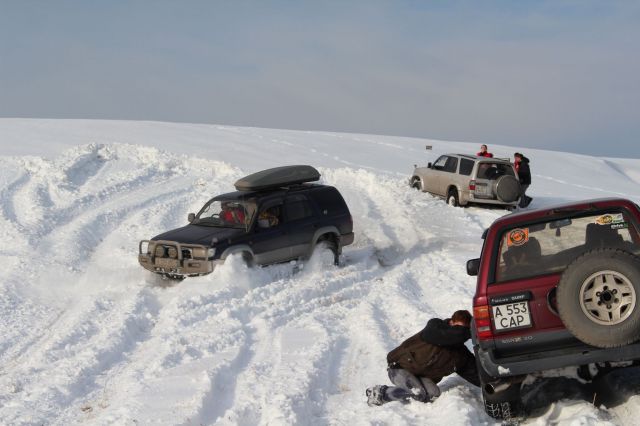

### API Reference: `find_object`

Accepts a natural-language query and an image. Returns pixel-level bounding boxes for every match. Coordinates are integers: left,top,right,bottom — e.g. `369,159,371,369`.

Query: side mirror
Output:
428,162,433,169
466,258,480,276
188,213,195,223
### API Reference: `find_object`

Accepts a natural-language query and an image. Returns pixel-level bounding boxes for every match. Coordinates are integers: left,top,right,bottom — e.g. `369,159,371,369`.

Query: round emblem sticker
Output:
595,215,613,225
507,228,529,246
595,213,623,225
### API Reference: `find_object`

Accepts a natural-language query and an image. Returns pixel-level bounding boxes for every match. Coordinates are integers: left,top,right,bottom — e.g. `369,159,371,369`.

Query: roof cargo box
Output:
234,165,320,191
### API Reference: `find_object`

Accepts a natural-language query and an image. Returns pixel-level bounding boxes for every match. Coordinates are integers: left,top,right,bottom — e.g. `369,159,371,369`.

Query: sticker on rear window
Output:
595,213,624,225
611,222,629,230
507,228,529,246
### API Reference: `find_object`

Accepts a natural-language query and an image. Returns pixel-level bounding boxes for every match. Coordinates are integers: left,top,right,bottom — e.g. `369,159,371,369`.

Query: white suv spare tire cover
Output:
495,175,520,203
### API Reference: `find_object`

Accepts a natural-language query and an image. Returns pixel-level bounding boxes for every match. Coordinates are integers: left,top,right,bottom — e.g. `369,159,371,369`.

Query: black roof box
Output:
234,165,320,191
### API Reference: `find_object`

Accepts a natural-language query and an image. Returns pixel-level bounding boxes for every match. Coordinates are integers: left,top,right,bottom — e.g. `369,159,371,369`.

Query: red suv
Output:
468,198,640,419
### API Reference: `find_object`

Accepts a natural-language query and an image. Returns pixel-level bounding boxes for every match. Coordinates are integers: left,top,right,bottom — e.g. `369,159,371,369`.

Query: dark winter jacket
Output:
386,318,479,386
515,156,531,185
476,151,493,158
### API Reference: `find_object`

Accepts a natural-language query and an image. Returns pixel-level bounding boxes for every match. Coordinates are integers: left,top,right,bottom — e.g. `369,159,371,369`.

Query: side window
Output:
495,212,639,282
433,156,448,170
459,158,474,176
257,203,283,229
285,195,314,222
443,156,458,173
309,187,348,215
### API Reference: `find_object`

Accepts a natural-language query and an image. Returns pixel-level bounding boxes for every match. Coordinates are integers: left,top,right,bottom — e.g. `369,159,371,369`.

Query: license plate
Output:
155,258,178,269
475,185,489,195
492,302,531,331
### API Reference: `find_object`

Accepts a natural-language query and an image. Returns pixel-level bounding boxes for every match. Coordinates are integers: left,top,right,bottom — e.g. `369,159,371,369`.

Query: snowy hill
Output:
0,119,639,425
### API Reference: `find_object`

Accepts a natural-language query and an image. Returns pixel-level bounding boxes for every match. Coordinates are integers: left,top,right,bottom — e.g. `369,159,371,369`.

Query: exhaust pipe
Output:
484,382,510,394
484,375,526,395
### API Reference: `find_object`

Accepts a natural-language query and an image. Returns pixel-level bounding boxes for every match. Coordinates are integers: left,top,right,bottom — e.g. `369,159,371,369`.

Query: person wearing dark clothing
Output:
477,144,494,158
514,152,532,208
366,310,479,406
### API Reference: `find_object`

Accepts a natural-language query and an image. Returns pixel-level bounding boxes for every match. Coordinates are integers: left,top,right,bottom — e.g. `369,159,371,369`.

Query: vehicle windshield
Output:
193,199,255,229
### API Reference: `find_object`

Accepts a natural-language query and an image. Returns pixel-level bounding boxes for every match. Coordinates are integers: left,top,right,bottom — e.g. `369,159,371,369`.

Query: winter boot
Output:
366,385,388,406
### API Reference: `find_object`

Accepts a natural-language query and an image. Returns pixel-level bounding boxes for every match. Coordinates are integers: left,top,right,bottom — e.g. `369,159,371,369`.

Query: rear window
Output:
459,158,474,176
496,211,640,282
476,163,515,180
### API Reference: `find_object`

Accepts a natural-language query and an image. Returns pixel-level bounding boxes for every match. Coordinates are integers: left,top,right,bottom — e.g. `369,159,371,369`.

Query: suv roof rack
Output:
234,165,321,192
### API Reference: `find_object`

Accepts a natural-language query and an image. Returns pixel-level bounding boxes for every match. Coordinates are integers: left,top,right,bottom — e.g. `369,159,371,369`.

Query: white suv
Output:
410,154,521,208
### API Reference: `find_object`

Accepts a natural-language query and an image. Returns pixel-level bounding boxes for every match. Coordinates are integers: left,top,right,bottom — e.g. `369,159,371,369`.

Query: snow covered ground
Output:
0,118,639,425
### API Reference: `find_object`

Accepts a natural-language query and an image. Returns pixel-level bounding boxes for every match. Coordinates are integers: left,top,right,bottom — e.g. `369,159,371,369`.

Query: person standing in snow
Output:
476,144,494,158
366,310,479,406
514,152,532,208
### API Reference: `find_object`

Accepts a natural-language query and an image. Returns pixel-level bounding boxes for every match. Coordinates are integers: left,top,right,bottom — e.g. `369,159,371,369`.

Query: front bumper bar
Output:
138,240,217,276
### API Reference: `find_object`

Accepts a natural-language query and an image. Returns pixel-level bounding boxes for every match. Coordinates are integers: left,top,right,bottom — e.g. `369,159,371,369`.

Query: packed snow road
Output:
1,120,639,425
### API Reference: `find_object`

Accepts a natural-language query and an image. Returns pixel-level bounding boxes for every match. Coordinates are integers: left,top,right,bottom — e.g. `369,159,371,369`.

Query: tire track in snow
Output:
190,240,455,424
61,144,109,189
0,182,194,370
40,181,195,270
0,143,507,424
0,286,162,425
60,282,254,424
183,256,383,424
0,145,247,423
0,171,32,229
0,143,237,250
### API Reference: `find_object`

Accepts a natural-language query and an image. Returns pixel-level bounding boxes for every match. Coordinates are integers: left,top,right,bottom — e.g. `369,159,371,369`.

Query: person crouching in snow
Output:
366,310,479,406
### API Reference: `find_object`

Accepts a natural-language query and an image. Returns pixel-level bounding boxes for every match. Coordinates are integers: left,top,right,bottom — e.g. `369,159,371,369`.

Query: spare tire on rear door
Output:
556,248,640,348
494,175,520,203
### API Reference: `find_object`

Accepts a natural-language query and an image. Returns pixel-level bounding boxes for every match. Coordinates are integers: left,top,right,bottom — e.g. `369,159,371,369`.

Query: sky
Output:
1,1,639,158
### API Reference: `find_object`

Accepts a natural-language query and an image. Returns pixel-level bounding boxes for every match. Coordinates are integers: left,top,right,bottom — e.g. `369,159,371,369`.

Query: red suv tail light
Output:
474,305,493,340
469,180,476,191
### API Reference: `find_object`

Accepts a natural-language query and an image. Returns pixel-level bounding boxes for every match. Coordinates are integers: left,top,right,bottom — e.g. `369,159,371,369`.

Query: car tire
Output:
474,351,523,420
313,238,339,266
482,386,523,421
241,252,255,268
495,175,520,203
410,177,422,191
557,248,640,348
447,189,459,207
